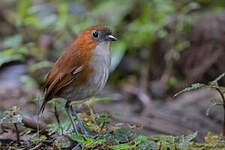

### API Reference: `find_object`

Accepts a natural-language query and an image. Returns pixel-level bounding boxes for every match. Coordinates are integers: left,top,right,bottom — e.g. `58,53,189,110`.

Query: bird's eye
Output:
92,30,98,38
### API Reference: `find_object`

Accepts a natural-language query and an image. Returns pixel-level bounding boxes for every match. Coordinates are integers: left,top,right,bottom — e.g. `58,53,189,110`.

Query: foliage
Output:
1,0,223,69
0,0,224,91
0,106,23,125
175,73,225,96
174,73,225,110
175,73,225,137
1,0,225,149
1,107,225,149
0,106,199,149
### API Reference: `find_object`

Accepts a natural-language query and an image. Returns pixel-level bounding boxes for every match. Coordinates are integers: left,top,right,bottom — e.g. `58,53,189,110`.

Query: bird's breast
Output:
59,42,111,101
88,41,111,90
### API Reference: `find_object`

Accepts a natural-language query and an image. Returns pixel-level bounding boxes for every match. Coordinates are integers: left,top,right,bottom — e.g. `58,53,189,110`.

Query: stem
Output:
54,102,63,135
14,123,20,145
215,87,225,136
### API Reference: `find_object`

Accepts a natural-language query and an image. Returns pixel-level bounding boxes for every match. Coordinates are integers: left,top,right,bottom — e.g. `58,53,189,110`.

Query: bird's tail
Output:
38,97,48,115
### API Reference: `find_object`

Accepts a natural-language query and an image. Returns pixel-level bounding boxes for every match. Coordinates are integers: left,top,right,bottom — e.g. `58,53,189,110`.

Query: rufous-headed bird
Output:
40,25,117,140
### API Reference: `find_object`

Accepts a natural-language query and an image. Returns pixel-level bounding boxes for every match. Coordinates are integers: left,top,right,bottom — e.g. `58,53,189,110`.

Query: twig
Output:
215,87,225,136
54,102,63,135
30,142,42,150
22,117,48,134
14,123,20,145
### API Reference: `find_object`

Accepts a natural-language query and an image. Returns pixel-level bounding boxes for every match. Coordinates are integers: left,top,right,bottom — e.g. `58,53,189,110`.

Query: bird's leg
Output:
70,105,95,138
65,101,80,136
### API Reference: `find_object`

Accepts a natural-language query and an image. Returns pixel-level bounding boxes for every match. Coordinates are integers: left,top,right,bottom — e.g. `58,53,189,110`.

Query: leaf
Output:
0,49,25,67
185,131,198,141
17,0,31,20
2,35,23,49
159,136,176,150
135,136,148,146
89,97,111,102
48,118,71,135
0,106,22,124
10,114,23,124
174,83,205,97
87,138,106,147
55,136,71,148
95,112,111,126
113,127,136,143
20,75,37,89
111,42,126,72
30,133,47,143
97,132,115,143
29,61,53,72
109,144,130,150
136,140,157,150
70,134,93,145
56,2,68,30
178,132,197,149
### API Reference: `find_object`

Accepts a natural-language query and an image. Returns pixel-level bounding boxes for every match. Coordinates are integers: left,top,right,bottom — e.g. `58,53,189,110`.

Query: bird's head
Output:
74,25,117,51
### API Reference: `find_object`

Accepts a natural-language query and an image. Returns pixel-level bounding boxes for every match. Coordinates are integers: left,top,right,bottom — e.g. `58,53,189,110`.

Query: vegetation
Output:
1,0,225,149
1,105,225,149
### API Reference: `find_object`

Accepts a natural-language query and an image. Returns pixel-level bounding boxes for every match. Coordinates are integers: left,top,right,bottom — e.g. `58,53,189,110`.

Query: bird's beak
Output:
106,34,117,41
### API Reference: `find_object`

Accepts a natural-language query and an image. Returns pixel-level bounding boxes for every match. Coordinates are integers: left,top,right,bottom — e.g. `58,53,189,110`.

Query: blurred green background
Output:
1,0,225,98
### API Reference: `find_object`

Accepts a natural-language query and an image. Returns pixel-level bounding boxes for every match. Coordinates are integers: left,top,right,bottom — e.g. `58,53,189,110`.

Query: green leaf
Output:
55,136,71,148
48,118,71,135
136,140,157,150
135,136,148,146
95,113,111,126
109,144,130,150
97,132,115,143
160,136,176,150
29,61,53,72
113,127,136,143
30,133,47,143
185,131,198,141
178,132,197,149
56,2,68,30
0,49,25,67
0,106,22,124
17,0,31,20
70,134,93,145
10,114,23,124
87,138,106,147
111,42,126,71
89,97,111,102
2,35,23,49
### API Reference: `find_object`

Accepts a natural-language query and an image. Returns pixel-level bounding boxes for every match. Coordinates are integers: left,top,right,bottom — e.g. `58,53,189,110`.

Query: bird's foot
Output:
70,106,97,139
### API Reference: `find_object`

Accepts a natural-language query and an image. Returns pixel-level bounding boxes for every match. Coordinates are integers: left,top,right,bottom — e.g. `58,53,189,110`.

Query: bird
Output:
39,25,117,140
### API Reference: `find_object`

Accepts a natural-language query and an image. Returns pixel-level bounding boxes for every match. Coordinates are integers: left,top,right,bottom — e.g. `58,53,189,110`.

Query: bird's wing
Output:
47,65,83,97
39,64,83,114
39,46,85,113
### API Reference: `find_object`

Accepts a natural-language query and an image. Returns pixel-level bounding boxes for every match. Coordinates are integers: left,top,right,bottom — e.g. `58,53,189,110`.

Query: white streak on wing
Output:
72,66,83,75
